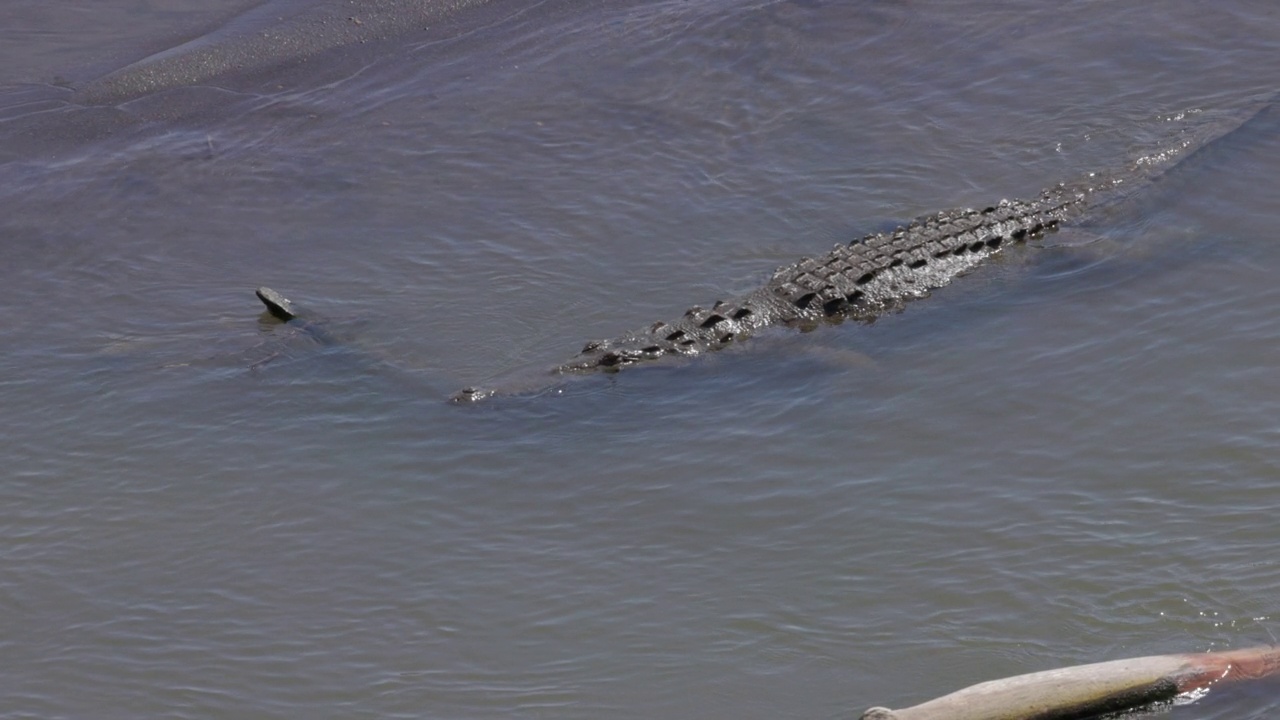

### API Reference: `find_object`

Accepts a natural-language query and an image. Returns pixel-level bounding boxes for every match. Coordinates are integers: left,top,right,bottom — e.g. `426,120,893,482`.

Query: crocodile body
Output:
450,183,1088,402
444,99,1276,402
561,192,1073,371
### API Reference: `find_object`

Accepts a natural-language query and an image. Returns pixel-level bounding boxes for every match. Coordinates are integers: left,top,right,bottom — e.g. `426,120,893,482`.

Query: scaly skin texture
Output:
860,646,1280,720
448,98,1273,402
559,193,1076,373
452,189,1086,403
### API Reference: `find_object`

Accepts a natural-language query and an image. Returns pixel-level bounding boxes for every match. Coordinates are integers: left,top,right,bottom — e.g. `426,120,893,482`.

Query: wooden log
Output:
861,646,1280,720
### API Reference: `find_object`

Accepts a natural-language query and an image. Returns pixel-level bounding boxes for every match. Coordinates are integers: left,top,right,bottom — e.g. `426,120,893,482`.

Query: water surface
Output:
1,1,1279,718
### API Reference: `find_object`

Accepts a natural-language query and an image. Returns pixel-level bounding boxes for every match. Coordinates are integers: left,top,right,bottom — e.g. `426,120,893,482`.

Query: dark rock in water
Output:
255,287,298,323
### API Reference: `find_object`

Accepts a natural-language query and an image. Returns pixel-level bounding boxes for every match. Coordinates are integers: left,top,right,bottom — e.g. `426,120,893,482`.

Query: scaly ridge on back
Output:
547,190,1081,377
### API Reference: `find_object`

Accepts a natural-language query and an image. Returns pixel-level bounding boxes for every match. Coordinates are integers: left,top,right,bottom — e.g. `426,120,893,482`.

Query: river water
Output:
2,1,1279,718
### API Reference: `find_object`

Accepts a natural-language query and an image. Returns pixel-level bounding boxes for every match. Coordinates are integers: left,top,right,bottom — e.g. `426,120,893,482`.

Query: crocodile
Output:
442,198,1063,404
256,97,1274,402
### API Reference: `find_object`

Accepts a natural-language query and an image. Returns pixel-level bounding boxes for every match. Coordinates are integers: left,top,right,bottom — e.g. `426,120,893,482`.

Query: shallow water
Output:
2,1,1279,718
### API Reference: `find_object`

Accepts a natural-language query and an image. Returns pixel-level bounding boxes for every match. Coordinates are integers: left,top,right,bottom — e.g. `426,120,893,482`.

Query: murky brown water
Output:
2,1,1279,718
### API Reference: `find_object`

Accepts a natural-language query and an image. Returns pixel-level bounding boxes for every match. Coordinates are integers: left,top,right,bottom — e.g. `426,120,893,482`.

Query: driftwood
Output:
862,646,1280,720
